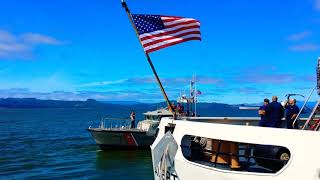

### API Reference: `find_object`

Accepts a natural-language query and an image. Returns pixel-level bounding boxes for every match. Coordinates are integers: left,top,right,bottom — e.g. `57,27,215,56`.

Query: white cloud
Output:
79,76,223,88
0,29,64,59
79,79,129,87
0,30,17,43
22,33,63,45
0,88,163,102
288,43,320,52
316,0,320,11
287,31,311,41
0,72,75,93
0,42,30,55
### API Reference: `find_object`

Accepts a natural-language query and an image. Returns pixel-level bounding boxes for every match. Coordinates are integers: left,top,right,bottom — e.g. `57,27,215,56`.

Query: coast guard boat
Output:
88,108,172,150
88,79,199,150
150,57,320,180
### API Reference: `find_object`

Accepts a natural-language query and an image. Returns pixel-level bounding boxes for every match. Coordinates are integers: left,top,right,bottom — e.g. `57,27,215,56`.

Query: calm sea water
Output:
0,108,153,179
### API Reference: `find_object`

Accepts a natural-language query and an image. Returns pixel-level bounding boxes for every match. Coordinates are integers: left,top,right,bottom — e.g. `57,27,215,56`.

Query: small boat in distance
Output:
88,108,172,150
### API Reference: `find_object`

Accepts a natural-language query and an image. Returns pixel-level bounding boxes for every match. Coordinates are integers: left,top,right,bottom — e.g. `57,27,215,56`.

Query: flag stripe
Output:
162,18,199,26
140,25,200,40
143,34,201,52
161,16,183,21
161,16,182,20
141,28,200,45
162,18,182,22
145,37,201,53
142,31,201,47
164,20,200,28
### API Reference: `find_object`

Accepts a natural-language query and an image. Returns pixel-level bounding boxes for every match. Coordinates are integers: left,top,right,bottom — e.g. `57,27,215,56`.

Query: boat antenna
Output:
120,0,174,115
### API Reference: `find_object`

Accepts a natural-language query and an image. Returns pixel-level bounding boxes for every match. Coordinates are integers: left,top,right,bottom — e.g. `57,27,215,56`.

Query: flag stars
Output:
132,14,165,35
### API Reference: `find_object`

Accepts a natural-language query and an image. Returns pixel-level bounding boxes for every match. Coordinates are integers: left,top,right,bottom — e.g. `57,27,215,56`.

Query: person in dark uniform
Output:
258,98,269,127
285,99,300,129
265,96,284,128
170,102,176,112
130,110,136,128
176,103,185,116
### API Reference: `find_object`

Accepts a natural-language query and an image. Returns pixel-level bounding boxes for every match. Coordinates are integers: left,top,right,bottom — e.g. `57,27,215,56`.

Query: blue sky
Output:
0,0,319,103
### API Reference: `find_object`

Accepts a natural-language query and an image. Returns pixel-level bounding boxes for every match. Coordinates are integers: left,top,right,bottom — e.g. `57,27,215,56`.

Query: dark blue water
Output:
0,108,153,179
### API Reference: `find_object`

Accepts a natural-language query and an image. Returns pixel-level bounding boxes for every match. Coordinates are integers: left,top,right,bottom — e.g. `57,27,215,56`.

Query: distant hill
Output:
102,101,141,105
0,98,313,117
0,98,106,108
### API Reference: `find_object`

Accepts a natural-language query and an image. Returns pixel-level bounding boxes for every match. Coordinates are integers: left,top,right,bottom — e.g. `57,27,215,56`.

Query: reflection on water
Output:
95,150,153,179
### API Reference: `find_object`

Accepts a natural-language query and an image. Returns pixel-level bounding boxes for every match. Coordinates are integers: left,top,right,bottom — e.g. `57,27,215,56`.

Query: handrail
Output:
302,100,320,130
102,117,132,121
184,117,309,122
293,86,316,127
100,117,132,129
314,120,320,131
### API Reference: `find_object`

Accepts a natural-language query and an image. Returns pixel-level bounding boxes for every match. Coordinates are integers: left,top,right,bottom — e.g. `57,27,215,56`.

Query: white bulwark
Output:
151,117,320,180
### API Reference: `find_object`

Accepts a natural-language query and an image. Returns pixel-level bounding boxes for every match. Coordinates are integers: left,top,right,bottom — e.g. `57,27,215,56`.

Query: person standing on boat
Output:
130,110,136,128
170,102,176,112
258,98,269,127
285,99,299,129
265,96,284,128
177,103,185,116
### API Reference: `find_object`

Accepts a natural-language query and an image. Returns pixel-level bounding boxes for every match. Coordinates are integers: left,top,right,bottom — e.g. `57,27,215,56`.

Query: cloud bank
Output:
288,43,320,52
286,30,319,52
0,29,64,59
316,0,320,11
0,88,165,103
287,31,311,41
80,76,223,88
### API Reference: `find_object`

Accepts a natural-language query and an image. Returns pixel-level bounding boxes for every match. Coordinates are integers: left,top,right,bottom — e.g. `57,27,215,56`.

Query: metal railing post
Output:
293,86,316,127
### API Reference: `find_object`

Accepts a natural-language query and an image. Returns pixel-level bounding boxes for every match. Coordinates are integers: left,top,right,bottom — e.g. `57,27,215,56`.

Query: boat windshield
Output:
146,115,160,120
146,115,172,120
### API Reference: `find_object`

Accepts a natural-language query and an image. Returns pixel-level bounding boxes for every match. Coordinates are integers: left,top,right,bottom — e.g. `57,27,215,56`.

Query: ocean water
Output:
0,108,153,179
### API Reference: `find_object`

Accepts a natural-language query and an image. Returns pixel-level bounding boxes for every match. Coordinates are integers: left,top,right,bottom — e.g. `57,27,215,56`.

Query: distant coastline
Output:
0,98,234,108
0,98,106,108
0,98,260,117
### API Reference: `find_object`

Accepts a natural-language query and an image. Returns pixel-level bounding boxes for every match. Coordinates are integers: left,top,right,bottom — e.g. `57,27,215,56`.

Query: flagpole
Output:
194,75,197,116
121,0,174,114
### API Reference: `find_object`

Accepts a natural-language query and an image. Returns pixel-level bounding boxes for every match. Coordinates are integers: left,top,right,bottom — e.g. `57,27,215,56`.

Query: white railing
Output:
99,117,132,129
293,86,316,128
184,116,309,127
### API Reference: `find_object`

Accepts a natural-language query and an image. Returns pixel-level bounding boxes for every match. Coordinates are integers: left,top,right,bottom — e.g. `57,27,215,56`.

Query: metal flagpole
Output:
189,80,192,116
194,75,197,116
121,0,174,114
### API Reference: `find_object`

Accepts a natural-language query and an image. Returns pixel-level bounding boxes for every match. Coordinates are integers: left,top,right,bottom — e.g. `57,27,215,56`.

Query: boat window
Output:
181,135,290,174
146,114,172,120
146,115,161,121
146,115,153,120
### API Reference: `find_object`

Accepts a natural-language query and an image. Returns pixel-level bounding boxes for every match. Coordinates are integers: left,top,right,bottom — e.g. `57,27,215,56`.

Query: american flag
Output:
132,14,201,53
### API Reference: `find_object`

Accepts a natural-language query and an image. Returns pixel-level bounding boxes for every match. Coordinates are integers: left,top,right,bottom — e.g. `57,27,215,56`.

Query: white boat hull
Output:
151,117,320,180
